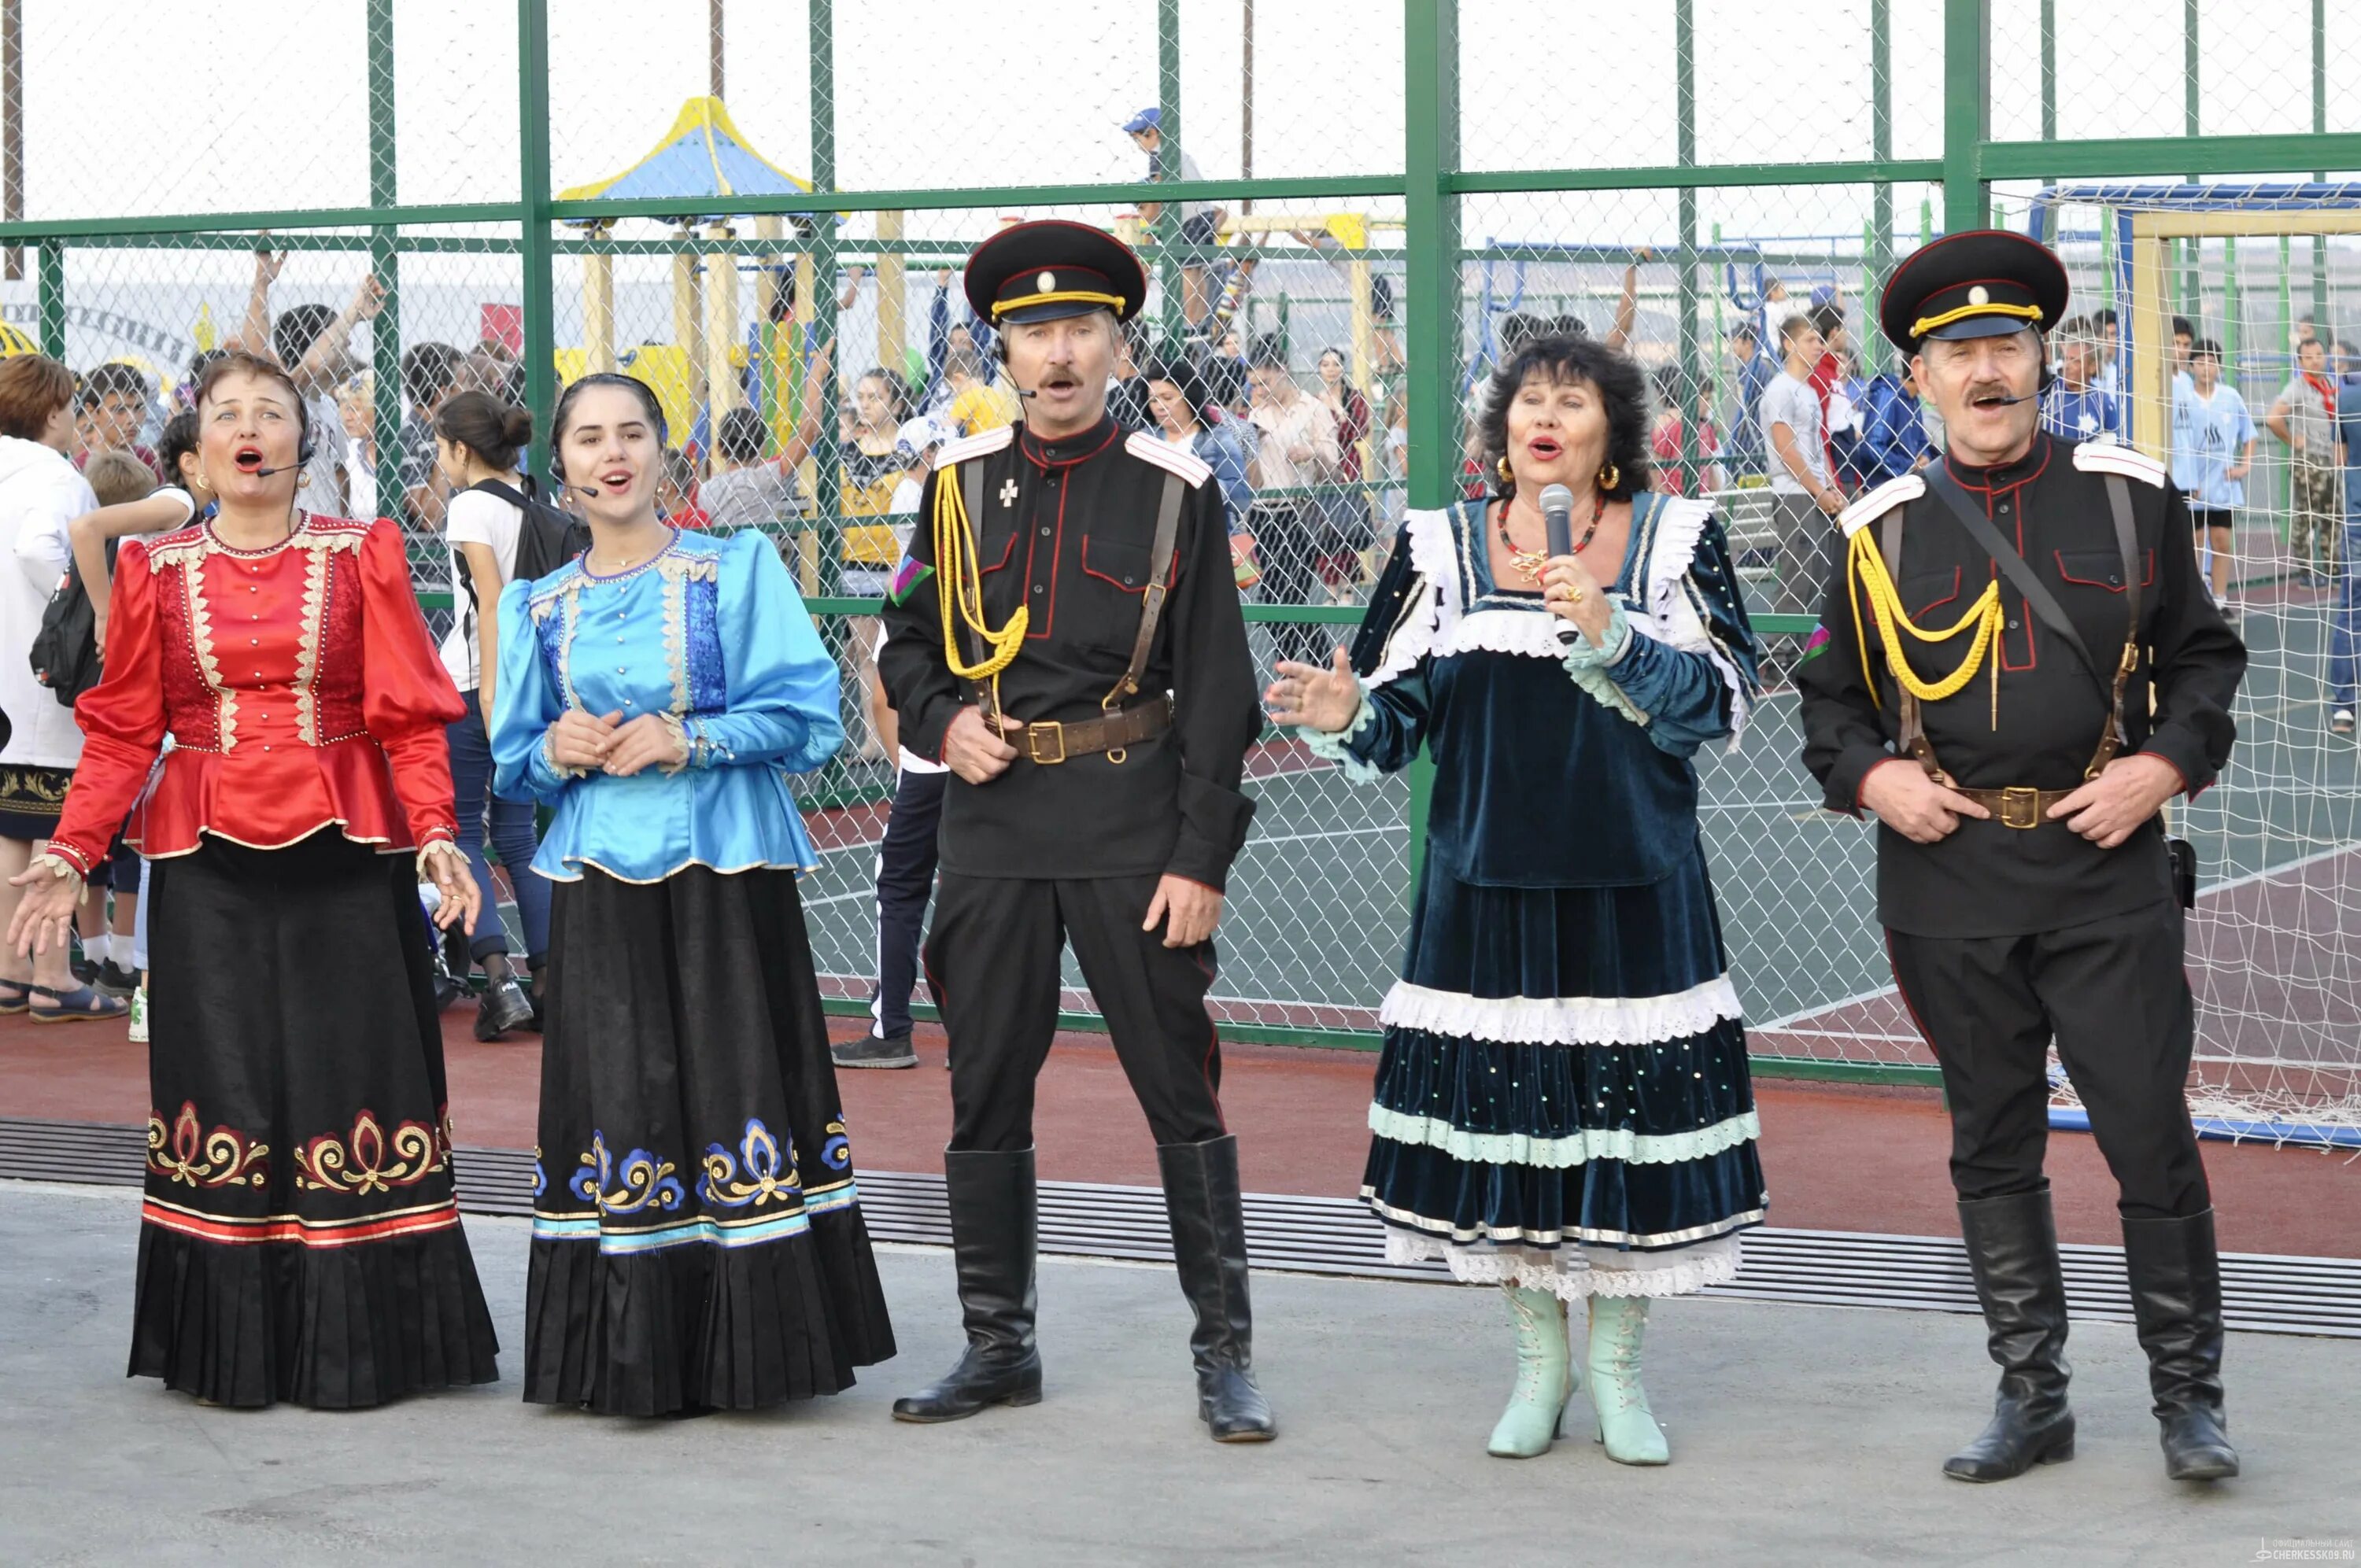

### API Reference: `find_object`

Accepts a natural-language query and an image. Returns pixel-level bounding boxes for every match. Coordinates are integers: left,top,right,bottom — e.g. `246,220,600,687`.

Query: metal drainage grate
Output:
6,1117,2354,1339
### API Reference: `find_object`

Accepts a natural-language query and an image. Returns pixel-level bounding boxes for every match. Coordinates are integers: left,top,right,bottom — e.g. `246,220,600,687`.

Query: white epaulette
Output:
933,426,1014,468
1123,429,1212,488
1836,472,1925,538
2072,441,2167,487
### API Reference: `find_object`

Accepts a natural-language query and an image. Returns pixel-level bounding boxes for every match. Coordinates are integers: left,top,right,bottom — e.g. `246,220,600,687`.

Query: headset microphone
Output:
1978,390,2040,406
252,463,298,478
1015,388,1040,399
1539,482,1580,648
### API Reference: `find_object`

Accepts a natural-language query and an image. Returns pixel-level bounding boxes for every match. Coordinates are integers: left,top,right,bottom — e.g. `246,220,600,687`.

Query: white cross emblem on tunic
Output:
999,479,1020,507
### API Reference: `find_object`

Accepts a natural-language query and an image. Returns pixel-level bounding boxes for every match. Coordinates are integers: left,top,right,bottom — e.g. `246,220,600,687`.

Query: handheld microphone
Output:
1539,482,1580,647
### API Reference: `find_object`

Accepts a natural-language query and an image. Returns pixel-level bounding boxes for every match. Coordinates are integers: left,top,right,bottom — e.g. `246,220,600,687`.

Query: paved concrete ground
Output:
2,1183,2354,1568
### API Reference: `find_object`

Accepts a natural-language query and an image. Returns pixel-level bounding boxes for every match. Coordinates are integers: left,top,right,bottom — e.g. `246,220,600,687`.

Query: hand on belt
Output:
1021,697,1173,765
1953,784,2080,830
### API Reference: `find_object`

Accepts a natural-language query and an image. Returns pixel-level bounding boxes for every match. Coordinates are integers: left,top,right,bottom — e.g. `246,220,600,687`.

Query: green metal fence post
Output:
1403,0,1458,883
1942,0,1989,234
34,235,60,358
368,0,402,518
2311,0,2329,335
517,0,555,482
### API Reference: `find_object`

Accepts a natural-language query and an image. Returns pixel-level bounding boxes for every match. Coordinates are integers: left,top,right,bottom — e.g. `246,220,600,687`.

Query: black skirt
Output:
135,831,501,1408
524,865,895,1415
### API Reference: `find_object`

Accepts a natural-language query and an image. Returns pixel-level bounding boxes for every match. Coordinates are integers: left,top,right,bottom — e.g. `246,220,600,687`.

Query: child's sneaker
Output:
127,985,149,1044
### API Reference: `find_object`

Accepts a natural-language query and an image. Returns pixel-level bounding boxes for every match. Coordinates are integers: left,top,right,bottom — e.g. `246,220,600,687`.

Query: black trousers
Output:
926,872,1229,1153
1888,899,2211,1219
1253,501,1328,667
870,765,948,1040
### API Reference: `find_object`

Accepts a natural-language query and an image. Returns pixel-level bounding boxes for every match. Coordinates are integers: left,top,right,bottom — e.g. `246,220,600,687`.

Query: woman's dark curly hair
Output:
1478,333,1652,502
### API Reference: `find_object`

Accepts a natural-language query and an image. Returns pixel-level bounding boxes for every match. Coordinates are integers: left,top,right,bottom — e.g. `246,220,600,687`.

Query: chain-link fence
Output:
6,1,2359,1132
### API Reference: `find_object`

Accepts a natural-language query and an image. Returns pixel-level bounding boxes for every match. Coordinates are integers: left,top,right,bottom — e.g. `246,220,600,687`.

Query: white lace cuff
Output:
1297,684,1384,784
541,725,588,780
27,850,83,884
657,712,692,775
416,837,467,880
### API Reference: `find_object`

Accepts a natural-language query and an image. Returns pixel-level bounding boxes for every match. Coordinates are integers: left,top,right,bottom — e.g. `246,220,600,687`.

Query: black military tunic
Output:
878,414,1261,1151
1797,433,2247,1214
1798,433,2245,936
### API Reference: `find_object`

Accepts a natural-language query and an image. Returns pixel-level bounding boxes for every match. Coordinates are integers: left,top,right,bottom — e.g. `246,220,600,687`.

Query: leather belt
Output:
1022,696,1173,765
1952,784,2078,830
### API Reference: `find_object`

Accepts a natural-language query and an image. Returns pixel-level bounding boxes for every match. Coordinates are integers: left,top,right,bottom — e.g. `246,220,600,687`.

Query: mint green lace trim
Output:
1560,605,1646,726
1297,682,1384,784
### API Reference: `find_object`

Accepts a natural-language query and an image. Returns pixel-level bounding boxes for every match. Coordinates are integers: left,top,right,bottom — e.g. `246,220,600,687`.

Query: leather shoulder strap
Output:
1106,472,1187,710
1880,507,1942,780
2084,473,2144,776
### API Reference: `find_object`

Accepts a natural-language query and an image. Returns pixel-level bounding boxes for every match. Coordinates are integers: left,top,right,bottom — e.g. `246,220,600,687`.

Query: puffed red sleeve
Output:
48,540,168,876
357,518,467,847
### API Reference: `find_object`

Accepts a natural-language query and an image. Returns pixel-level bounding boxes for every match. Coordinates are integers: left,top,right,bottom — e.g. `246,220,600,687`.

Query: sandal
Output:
0,980,31,1015
28,983,130,1024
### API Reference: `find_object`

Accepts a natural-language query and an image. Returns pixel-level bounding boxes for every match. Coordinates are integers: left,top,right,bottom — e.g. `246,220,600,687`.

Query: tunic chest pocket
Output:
1902,567,1961,618
2054,548,2154,594
1080,535,1157,652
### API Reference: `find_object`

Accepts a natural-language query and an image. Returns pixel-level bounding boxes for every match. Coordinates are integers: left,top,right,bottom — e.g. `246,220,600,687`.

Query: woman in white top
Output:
338,372,379,520
434,389,548,1039
0,354,124,1020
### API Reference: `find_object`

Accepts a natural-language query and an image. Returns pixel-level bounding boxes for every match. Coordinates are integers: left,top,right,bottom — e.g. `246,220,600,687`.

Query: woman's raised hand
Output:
1265,646,1362,734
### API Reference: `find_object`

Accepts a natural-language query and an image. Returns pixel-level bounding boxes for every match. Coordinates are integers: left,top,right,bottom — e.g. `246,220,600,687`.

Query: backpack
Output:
459,475,588,639
29,547,108,708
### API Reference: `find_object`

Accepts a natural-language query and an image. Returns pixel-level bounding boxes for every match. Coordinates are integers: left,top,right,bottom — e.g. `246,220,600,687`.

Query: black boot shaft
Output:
1158,1134,1277,1442
2121,1208,2238,1480
891,1147,1043,1423
1944,1190,2075,1482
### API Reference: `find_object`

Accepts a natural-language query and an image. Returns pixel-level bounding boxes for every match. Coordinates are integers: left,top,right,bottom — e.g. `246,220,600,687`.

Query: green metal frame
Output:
6,0,2355,1087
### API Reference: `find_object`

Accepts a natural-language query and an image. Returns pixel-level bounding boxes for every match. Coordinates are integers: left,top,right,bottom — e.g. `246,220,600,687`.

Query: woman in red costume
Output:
7,352,500,1408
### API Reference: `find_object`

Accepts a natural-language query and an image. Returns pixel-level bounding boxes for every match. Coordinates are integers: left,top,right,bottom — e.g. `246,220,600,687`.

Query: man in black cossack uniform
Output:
878,220,1275,1441
1798,231,2248,1483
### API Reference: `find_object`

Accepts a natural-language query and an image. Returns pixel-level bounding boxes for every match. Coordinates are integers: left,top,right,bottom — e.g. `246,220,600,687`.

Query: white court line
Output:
2190,839,2361,899
1753,981,1905,1031
1240,825,1405,848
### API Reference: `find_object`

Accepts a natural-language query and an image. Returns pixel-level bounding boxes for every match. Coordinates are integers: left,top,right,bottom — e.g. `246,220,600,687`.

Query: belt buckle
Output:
1025,721,1066,766
1998,785,2041,829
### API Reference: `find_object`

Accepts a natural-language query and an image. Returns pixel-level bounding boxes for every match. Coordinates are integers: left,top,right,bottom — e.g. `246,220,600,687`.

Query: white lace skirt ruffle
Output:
1384,1229,1743,1301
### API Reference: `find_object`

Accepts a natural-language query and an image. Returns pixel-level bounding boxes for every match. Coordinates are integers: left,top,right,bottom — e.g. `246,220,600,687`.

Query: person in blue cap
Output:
1798,230,2248,1486
1125,107,1223,329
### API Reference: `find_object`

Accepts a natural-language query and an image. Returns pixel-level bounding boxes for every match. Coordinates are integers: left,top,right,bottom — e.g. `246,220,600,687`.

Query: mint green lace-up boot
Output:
1487,1286,1575,1458
1587,1295,1670,1465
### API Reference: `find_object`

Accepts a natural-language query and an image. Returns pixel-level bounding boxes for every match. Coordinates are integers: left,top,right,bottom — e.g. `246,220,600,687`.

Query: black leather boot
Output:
892,1148,1044,1422
2122,1208,2239,1481
1944,1189,2077,1482
1158,1134,1277,1443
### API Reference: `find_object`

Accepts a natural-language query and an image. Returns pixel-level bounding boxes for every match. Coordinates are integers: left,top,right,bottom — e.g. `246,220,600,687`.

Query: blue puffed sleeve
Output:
1592,515,1762,758
682,532,844,774
490,574,578,805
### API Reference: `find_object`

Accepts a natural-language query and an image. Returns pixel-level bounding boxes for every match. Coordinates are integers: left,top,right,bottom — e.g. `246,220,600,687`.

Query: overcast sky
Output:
5,0,2356,370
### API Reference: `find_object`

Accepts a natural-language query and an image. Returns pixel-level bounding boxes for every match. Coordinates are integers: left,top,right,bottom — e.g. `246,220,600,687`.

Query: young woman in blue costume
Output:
1268,334,1767,1465
490,373,893,1415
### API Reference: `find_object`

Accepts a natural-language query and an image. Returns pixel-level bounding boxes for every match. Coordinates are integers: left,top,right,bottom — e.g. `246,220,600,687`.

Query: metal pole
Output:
1871,0,1893,371
35,235,60,359
1677,0,1701,477
1402,0,1458,881
2,0,20,282
809,0,841,588
709,0,725,101
1240,0,1253,216
518,0,555,481
2038,0,2056,149
368,0,402,520
1941,0,1989,234
1156,0,1184,342
2311,0,2329,338
2183,0,2200,315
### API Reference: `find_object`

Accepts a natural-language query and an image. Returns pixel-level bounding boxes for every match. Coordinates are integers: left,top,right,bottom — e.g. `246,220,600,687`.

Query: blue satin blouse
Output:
490,528,842,883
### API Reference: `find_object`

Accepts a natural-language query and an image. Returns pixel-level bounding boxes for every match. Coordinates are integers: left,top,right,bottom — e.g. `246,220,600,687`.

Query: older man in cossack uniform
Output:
1798,230,2248,1483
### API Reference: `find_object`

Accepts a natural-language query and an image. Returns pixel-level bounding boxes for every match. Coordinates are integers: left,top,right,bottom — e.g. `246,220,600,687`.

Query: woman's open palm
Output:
1265,646,1362,734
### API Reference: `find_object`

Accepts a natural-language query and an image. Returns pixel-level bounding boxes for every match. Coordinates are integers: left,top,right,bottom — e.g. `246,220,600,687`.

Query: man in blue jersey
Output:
2041,319,2121,445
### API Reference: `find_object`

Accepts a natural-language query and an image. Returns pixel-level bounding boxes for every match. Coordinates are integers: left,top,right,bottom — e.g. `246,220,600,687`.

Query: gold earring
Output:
195,470,210,493
1496,456,1513,483
1598,462,1620,492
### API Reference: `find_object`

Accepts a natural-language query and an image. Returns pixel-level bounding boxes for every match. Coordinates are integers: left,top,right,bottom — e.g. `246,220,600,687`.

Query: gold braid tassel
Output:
933,461,1029,718
1846,527,2005,709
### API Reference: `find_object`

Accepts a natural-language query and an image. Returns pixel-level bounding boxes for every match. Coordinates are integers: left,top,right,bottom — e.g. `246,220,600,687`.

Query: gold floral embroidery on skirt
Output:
146,1101,270,1188
293,1110,446,1194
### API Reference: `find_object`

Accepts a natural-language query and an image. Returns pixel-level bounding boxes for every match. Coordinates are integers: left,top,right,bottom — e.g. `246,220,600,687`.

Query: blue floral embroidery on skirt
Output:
699,1116,803,1208
567,1131,686,1214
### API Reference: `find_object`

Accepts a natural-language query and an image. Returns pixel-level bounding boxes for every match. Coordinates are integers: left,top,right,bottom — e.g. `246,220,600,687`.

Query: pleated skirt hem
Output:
521,1208,895,1417
127,1216,501,1410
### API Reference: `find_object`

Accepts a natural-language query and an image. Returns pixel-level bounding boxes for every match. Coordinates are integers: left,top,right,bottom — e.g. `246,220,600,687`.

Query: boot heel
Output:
1003,1386,1044,1409
2039,1436,2074,1463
